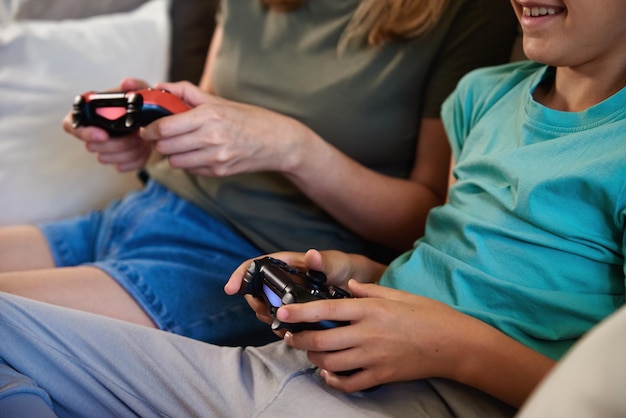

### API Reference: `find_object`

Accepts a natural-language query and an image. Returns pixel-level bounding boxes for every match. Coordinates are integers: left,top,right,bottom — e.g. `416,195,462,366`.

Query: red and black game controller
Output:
71,88,190,136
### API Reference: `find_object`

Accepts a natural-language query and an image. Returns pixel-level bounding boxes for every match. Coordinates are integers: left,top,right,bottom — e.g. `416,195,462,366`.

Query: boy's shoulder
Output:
442,61,546,152
444,61,546,122
457,60,545,101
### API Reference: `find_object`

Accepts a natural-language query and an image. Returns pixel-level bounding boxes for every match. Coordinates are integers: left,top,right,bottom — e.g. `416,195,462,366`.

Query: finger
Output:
153,81,213,108
225,252,308,295
96,147,148,166
61,113,75,133
167,149,237,174
224,260,252,295
302,248,324,271
304,249,354,280
63,119,110,142
116,158,149,172
303,249,356,288
120,78,150,91
141,110,200,141
277,298,360,327
245,295,272,318
307,347,363,375
321,368,382,393
348,280,407,301
85,136,143,153
305,251,385,287
153,135,209,158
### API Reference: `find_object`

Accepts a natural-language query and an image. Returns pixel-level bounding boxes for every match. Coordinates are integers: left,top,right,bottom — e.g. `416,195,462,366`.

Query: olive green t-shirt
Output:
148,0,517,262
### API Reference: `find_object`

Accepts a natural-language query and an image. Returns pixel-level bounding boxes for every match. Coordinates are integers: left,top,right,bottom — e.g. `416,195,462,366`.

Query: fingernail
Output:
276,307,288,320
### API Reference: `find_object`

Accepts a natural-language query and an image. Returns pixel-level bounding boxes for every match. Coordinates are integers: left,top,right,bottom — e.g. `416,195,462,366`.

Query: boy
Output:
0,0,624,416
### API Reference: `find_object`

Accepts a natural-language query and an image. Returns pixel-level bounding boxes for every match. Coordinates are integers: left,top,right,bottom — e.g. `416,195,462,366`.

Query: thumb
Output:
120,78,150,91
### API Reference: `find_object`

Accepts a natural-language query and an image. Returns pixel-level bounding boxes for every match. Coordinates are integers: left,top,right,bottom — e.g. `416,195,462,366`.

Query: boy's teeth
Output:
523,6,557,16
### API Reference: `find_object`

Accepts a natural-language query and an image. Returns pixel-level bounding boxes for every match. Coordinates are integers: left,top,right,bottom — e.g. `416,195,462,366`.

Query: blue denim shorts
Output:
39,180,277,346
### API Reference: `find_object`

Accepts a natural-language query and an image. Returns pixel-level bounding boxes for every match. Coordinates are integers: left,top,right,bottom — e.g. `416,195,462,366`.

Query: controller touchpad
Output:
95,107,126,120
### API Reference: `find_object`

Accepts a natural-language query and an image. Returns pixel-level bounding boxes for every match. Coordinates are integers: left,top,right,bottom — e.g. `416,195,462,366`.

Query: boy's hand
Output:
224,249,385,337
280,281,474,393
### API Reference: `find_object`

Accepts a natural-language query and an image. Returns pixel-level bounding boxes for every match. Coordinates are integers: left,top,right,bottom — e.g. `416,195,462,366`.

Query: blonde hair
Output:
261,0,450,46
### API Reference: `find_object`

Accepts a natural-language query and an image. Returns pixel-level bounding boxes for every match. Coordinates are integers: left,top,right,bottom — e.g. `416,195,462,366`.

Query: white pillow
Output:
0,0,150,23
0,0,170,226
12,0,150,21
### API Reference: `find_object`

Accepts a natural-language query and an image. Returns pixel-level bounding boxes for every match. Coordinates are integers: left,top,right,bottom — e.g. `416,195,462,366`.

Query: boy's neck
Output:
534,65,626,112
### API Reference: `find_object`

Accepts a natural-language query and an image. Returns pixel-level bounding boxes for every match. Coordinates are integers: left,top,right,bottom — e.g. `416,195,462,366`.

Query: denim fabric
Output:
39,180,277,346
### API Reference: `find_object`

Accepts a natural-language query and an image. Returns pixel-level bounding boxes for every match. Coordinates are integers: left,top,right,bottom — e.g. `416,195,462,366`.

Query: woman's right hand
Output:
61,78,154,172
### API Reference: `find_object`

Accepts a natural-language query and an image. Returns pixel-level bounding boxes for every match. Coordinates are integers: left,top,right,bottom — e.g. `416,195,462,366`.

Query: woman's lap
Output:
38,180,276,345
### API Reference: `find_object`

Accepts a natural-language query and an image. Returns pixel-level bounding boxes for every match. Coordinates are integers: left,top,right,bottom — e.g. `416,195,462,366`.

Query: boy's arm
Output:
280,283,555,408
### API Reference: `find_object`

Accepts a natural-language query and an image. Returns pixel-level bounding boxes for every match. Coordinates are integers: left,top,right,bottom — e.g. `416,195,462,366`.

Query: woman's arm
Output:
282,117,450,251
199,25,223,94
144,82,450,252
195,24,449,251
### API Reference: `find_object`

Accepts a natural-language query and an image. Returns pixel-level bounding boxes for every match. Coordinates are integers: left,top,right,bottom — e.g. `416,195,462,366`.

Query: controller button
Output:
271,319,284,330
332,287,351,298
125,114,137,129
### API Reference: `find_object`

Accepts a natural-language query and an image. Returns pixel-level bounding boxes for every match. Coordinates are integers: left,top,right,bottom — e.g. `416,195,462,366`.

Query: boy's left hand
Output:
280,280,474,393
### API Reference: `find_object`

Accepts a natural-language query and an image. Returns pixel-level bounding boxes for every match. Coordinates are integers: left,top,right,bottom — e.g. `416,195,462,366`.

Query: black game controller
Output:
239,256,351,332
241,257,373,383
71,88,190,136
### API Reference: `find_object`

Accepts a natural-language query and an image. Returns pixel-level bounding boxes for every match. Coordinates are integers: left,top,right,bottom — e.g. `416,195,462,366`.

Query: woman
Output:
0,0,517,345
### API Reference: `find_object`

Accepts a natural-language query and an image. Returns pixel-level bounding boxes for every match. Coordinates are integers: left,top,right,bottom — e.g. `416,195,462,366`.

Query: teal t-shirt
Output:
380,61,626,359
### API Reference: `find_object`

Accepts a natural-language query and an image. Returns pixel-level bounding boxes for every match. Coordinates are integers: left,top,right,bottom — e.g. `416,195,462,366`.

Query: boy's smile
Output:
511,0,626,71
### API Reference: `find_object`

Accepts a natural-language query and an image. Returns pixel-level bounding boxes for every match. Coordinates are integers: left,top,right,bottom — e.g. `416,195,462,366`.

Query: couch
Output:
0,0,217,226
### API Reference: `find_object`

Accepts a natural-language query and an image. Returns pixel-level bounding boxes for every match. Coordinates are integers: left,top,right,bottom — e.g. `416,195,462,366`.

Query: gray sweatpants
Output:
0,292,515,417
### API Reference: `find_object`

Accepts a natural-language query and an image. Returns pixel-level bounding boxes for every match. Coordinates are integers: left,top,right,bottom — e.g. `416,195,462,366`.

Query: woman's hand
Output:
61,78,154,172
141,81,315,177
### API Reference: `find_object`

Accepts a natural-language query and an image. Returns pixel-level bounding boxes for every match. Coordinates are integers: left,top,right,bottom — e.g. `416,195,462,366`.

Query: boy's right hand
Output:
225,249,387,335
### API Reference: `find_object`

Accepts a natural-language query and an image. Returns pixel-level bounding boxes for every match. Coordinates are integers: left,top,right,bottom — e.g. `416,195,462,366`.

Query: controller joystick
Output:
71,88,190,136
305,269,328,286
